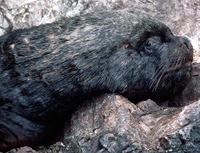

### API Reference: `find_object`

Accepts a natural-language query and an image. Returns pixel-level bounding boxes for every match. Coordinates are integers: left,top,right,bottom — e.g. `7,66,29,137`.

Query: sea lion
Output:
0,10,193,151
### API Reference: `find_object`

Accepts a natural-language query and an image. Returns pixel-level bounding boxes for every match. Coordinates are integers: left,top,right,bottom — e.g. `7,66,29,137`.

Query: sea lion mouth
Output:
149,59,192,92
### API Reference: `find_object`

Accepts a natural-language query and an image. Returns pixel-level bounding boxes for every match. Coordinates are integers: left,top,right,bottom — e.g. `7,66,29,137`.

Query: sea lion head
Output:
130,33,193,102
97,11,193,102
143,35,193,102
86,11,193,102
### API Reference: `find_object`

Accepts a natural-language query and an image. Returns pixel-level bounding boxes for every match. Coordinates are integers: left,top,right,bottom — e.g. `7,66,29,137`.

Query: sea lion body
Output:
0,10,193,151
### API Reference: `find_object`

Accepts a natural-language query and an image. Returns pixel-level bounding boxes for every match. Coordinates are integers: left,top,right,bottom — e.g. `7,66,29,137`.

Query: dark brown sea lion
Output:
0,10,193,151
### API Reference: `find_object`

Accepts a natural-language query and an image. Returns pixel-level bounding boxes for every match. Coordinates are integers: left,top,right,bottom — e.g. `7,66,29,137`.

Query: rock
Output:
0,0,78,30
37,142,68,153
49,95,199,153
63,95,148,153
156,100,200,153
5,147,37,153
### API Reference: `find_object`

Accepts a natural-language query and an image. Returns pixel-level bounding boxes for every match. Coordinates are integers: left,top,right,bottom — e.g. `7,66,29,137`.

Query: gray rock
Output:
6,147,37,153
63,95,148,153
34,94,200,153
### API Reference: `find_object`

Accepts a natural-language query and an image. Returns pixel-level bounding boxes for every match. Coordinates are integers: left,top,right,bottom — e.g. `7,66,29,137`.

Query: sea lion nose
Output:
178,36,193,62
182,37,193,50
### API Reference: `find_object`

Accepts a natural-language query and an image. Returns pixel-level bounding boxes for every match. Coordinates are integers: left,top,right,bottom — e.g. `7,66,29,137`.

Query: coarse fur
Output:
0,10,193,151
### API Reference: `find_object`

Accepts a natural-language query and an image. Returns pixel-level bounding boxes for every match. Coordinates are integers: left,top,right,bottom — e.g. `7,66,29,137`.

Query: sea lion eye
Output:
146,40,152,47
144,40,153,54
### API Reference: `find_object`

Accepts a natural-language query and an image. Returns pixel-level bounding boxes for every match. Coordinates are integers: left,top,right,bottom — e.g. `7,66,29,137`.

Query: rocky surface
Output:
0,0,200,153
64,94,200,153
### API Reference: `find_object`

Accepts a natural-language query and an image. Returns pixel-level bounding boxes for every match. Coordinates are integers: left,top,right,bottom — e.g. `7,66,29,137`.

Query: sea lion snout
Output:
166,36,193,70
173,36,193,62
179,36,193,62
0,109,46,152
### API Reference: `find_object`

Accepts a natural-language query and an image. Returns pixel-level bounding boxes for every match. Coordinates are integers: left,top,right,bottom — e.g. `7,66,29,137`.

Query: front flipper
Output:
0,109,45,152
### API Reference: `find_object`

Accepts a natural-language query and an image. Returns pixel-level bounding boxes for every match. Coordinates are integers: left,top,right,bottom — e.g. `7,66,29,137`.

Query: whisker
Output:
150,56,177,91
150,63,167,89
166,56,183,72
150,64,164,80
149,53,188,92
153,56,186,91
149,64,164,88
152,65,167,91
153,57,181,91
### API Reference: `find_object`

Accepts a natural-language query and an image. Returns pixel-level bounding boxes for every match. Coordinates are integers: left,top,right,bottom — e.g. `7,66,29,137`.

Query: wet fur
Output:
0,10,193,151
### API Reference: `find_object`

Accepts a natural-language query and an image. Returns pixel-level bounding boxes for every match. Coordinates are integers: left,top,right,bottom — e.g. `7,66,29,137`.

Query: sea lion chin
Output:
0,10,193,151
